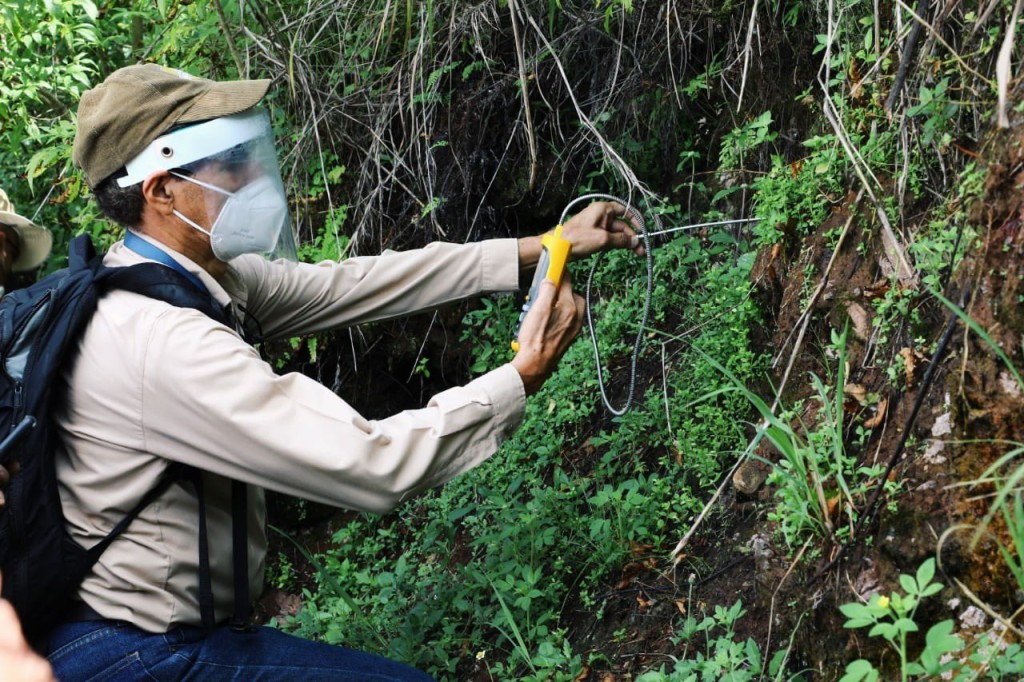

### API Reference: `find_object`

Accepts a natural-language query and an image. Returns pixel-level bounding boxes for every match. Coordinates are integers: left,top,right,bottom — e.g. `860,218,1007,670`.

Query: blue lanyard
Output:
124,231,211,296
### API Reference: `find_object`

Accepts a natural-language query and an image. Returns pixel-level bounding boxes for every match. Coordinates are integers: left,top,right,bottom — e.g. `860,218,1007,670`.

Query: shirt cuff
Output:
480,239,521,292
469,362,527,439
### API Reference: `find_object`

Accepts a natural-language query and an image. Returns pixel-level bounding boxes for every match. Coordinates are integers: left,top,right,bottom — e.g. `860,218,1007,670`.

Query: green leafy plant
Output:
906,78,958,147
719,111,777,172
839,559,962,682
637,597,794,681
714,111,778,206
752,134,846,247
953,632,1024,680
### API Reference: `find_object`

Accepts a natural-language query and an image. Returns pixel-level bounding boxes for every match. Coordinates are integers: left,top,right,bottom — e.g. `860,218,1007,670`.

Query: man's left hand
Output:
559,201,644,259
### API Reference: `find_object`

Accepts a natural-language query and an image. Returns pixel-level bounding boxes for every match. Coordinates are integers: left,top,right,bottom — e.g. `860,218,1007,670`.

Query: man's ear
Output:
141,171,176,216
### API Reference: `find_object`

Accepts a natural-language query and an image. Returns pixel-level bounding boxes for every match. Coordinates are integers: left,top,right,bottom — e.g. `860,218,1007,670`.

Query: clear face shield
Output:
119,108,298,262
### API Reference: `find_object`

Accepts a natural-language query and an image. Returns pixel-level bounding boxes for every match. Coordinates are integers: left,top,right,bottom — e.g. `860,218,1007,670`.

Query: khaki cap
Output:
73,64,270,188
0,188,53,271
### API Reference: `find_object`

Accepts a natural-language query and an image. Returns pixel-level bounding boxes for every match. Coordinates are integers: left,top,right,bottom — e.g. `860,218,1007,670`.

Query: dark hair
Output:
92,169,144,228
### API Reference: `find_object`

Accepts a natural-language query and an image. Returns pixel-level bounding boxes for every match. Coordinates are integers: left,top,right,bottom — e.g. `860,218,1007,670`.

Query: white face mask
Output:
171,173,288,262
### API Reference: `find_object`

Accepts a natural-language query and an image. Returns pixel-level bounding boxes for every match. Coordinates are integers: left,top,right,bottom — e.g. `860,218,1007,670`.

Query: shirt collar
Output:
107,231,248,310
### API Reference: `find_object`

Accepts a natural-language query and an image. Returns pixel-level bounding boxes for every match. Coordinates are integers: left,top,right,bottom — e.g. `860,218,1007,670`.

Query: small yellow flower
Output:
475,651,486,661
877,595,890,609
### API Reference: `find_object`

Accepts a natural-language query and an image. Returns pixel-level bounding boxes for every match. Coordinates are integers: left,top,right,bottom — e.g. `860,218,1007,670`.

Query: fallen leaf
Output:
826,494,841,520
900,347,915,380
862,280,890,299
864,397,888,429
844,383,868,404
616,562,646,589
574,664,591,682
636,591,653,609
849,58,865,100
967,408,990,423
846,301,871,341
900,347,926,386
673,598,687,615
630,542,654,557
879,224,918,287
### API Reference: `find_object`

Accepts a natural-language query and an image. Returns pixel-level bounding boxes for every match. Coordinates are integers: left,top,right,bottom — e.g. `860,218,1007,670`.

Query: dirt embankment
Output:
712,83,1024,678
261,4,1024,675
559,82,1024,681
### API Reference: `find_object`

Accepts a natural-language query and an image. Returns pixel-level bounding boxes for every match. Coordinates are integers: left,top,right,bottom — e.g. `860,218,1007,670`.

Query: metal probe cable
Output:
559,194,757,415
644,217,760,238
560,193,655,415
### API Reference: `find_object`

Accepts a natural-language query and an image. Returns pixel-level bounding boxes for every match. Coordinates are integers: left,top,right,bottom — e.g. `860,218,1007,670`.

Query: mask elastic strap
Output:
173,209,214,238
169,171,235,197
168,171,231,239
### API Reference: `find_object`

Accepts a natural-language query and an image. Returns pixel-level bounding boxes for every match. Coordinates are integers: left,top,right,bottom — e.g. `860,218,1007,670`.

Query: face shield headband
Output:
118,109,298,262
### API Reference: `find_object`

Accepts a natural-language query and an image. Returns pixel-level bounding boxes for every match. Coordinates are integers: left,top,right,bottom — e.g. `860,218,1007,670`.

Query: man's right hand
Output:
510,273,585,396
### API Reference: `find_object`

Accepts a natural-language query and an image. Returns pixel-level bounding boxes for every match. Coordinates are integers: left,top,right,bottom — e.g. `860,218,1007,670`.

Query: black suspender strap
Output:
229,480,253,632
187,468,217,631
104,264,232,328
180,470,252,632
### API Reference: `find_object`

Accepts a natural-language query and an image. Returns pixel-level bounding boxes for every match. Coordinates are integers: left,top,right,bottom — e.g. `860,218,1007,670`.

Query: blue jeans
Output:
47,619,435,681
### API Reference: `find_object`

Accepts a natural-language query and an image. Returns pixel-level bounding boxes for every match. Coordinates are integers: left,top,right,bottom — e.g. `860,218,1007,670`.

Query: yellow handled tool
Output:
511,225,572,352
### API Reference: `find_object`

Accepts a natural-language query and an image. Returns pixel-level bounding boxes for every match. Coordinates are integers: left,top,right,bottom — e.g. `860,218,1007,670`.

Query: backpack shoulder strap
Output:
104,264,233,329
68,233,98,272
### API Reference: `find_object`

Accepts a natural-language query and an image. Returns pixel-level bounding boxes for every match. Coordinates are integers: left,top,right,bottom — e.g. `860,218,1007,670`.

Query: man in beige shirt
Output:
44,64,641,681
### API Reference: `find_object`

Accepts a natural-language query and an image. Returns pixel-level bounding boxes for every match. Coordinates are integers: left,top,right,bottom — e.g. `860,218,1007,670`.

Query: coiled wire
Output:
559,194,657,415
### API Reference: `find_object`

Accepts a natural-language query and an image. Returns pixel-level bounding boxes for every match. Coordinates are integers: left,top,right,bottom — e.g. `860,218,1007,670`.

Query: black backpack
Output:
0,234,248,642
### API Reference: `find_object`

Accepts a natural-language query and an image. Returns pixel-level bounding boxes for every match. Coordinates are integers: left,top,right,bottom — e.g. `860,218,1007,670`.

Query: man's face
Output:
0,224,21,290
173,143,259,230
